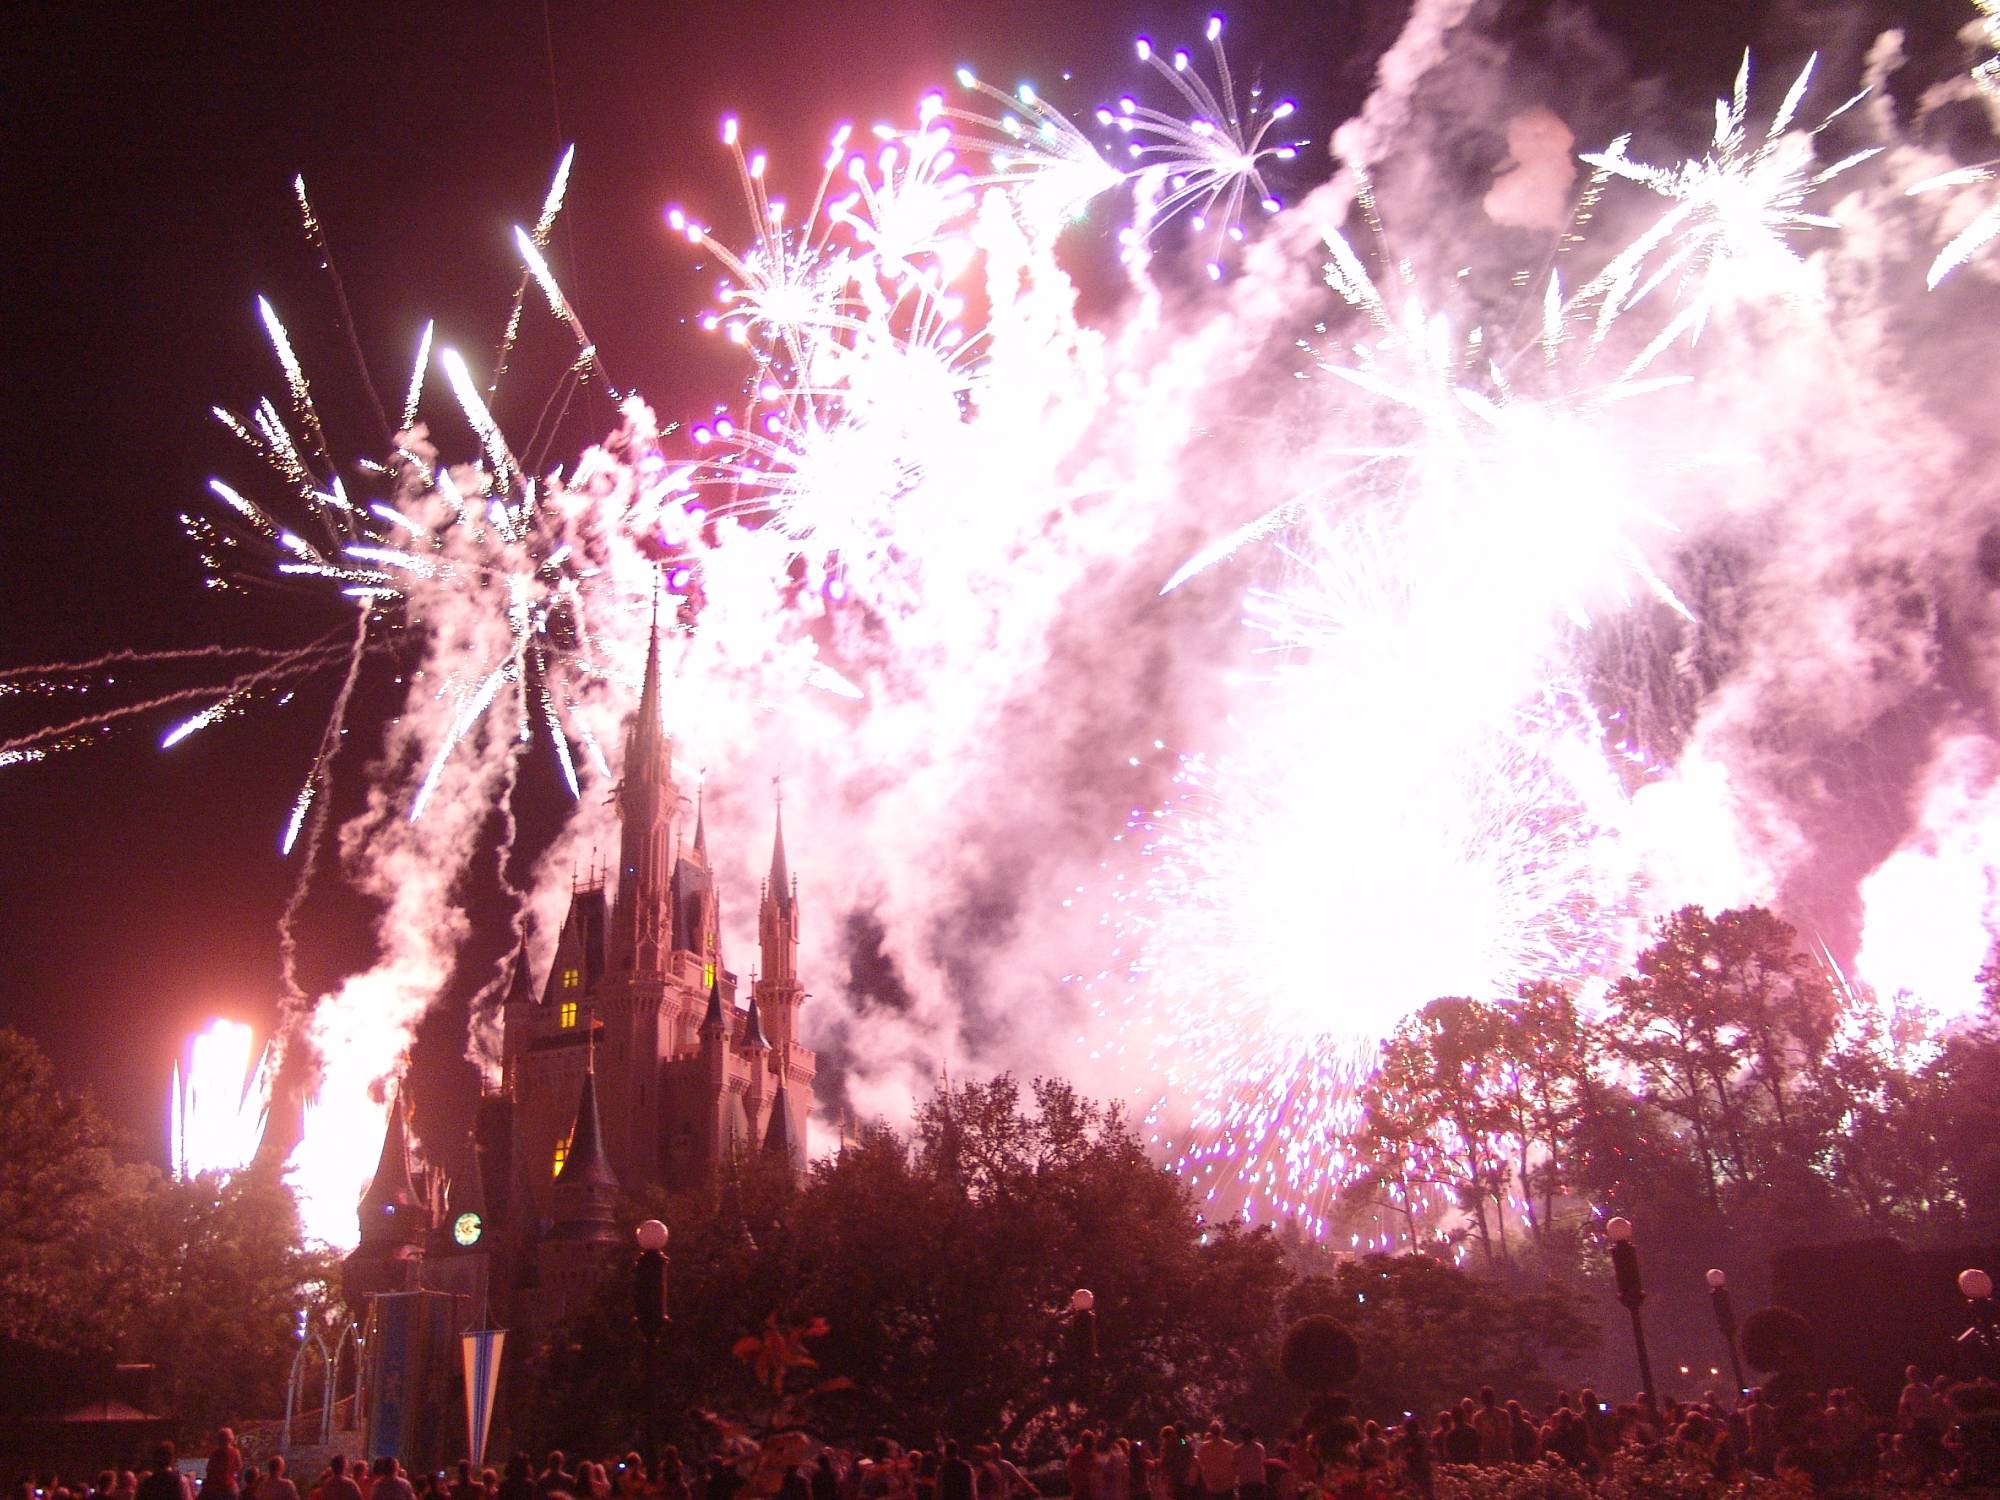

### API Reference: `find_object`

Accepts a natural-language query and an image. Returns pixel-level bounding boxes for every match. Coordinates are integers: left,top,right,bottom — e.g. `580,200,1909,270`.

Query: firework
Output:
11,12,1995,1257
1577,54,1880,374
171,1019,273,1181
1111,16,1303,278
1084,504,1641,1235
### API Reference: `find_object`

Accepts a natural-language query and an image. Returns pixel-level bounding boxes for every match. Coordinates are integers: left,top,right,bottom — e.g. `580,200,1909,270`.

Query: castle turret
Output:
343,1090,428,1300
535,1056,622,1323
762,1082,801,1169
741,993,773,1054
548,1063,618,1239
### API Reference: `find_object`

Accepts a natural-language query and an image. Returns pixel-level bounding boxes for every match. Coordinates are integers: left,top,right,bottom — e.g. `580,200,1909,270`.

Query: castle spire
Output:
759,781,800,991
762,1082,800,1168
768,779,789,900
700,970,729,1037
693,781,708,858
352,1086,426,1264
502,943,535,1008
611,576,678,973
362,1088,421,1217
554,1066,617,1195
742,993,773,1052
636,577,663,754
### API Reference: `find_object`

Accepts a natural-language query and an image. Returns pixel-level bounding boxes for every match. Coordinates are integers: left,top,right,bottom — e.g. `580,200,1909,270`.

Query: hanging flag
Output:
461,1327,506,1466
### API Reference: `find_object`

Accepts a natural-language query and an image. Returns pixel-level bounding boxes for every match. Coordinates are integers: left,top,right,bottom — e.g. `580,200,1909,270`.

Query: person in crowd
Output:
369,1460,414,1500
136,1448,183,1500
1469,1389,1508,1466
1065,1432,1097,1500
933,1444,973,1500
258,1461,298,1500
199,1433,243,1500
1504,1401,1537,1464
656,1451,690,1500
532,1457,573,1500
316,1458,362,1500
1228,1430,1263,1500
1389,1416,1432,1500
1439,1409,1480,1468
1194,1422,1235,1500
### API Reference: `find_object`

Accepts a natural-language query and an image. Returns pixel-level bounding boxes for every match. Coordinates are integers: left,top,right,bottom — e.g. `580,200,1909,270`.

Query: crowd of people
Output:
13,1369,2000,1500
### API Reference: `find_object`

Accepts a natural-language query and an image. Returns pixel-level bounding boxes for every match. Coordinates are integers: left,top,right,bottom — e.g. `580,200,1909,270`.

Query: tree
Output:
135,1164,336,1440
0,1028,157,1356
1491,982,1601,1248
1290,1255,1596,1422
520,1074,1295,1450
0,1029,330,1442
1350,990,1602,1263
1360,1000,1517,1262
1603,906,1840,1213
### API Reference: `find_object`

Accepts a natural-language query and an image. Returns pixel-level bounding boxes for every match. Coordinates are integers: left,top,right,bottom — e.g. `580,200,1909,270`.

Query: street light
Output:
1605,1218,1657,1407
1067,1288,1099,1409
1705,1269,1747,1397
634,1220,670,1460
1959,1267,1996,1377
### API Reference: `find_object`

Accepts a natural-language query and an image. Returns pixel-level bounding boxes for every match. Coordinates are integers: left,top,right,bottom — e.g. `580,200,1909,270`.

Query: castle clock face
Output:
452,1211,484,1247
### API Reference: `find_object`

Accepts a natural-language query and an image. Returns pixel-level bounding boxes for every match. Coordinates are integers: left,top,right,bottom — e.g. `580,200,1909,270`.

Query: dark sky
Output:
1,0,1972,1161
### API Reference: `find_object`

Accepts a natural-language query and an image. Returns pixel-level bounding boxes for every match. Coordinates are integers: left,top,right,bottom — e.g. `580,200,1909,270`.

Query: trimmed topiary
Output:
1739,1304,1812,1374
1280,1313,1360,1392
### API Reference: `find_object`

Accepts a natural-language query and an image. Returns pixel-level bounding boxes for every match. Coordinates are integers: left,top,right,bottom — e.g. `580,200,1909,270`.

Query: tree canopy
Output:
0,1028,332,1440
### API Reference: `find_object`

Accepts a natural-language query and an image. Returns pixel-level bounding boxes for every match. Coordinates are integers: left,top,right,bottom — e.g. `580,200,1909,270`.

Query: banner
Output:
365,1291,457,1466
461,1327,506,1466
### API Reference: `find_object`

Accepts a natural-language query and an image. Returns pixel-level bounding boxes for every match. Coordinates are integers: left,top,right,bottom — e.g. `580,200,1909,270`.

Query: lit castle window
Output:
559,1001,577,1029
562,967,580,989
552,1128,572,1178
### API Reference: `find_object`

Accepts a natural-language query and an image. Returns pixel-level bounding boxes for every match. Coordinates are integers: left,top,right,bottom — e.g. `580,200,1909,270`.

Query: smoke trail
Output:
276,602,373,1013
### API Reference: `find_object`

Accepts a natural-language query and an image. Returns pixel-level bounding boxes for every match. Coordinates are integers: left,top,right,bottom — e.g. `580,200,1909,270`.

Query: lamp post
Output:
1068,1288,1099,1411
1605,1218,1657,1407
634,1220,670,1461
1959,1267,1996,1378
1705,1269,1747,1398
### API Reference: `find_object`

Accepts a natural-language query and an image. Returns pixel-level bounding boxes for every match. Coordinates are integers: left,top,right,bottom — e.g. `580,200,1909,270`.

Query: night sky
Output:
3,0,1976,1161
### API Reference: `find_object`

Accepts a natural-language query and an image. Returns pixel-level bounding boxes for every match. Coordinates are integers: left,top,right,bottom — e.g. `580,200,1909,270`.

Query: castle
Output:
342,606,816,1327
